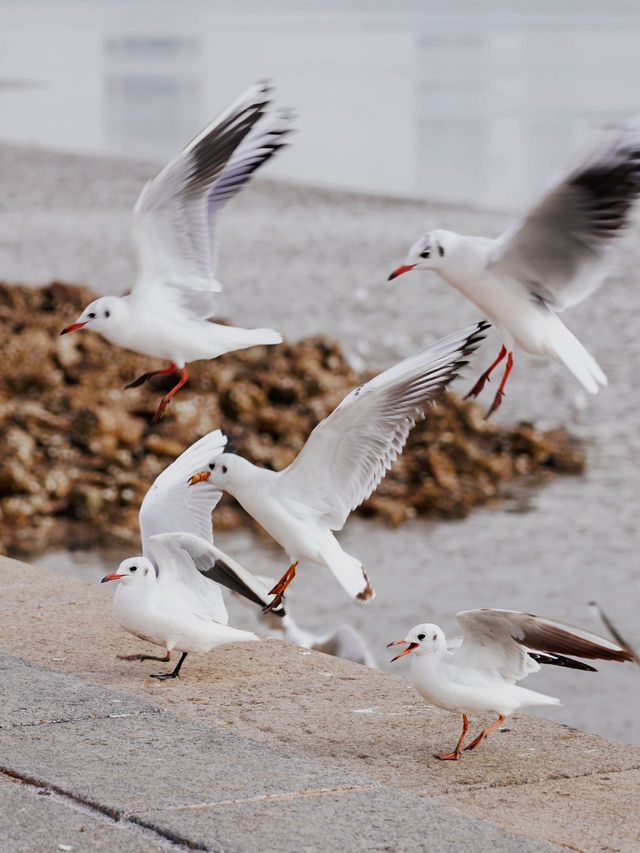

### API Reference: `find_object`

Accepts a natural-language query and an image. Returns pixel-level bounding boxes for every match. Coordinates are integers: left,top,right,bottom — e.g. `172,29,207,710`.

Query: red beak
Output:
387,640,419,661
101,572,125,583
60,321,87,335
387,264,416,282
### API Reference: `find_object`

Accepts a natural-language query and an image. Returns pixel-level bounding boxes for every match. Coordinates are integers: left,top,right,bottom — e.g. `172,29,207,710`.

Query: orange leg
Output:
485,352,514,419
464,714,507,752
263,562,299,613
152,367,189,422
435,714,469,761
124,362,178,390
464,346,507,400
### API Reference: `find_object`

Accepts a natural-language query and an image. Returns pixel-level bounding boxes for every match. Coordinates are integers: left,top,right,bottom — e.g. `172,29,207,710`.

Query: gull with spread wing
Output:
61,81,292,421
389,127,640,416
188,322,488,607
102,532,258,680
388,609,632,761
109,429,283,676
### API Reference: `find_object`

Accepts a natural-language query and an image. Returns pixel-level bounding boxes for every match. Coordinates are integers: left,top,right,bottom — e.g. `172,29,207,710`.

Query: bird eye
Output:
129,565,137,572
420,250,430,259
438,245,444,257
417,633,426,641
209,463,216,471
221,465,227,474
88,312,96,319
105,310,110,318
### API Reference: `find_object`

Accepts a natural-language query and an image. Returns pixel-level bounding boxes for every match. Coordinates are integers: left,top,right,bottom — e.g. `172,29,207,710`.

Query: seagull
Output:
187,321,488,607
101,532,258,680
60,81,292,421
113,428,284,673
388,128,640,416
388,609,633,761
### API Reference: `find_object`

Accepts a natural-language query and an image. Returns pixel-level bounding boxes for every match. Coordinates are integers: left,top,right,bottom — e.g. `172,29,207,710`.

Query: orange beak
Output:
387,264,416,282
188,470,211,486
60,321,87,335
387,640,418,662
101,572,125,583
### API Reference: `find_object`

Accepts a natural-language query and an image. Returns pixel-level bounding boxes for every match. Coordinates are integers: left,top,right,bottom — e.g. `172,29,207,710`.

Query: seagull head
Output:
101,556,156,586
388,230,449,281
188,452,252,491
61,296,124,336
387,623,446,661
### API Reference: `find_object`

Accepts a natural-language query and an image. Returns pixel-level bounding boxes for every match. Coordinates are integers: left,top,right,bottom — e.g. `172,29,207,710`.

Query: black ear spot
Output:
221,465,228,474
143,567,149,576
438,245,444,257
105,310,111,318
432,633,437,640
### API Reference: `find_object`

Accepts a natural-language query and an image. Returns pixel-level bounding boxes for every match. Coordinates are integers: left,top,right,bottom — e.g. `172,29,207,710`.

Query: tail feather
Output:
322,549,375,603
210,323,283,352
546,320,607,394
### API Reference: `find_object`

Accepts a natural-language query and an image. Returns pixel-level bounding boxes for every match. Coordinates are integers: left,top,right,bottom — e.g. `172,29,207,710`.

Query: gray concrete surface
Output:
2,555,640,852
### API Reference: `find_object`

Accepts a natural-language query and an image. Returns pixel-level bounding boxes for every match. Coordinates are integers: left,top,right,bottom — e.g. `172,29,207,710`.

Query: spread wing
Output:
490,127,640,312
130,81,294,318
139,430,227,556
272,322,488,530
454,609,632,683
146,532,228,624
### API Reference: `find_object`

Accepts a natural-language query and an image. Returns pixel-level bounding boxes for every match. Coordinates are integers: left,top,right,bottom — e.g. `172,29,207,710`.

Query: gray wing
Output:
147,532,228,624
139,430,227,556
272,322,488,531
200,544,285,617
131,81,294,318
490,128,640,312
454,609,632,683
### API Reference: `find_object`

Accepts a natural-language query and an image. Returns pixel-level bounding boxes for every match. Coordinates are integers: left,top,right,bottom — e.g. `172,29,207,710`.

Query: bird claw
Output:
434,751,462,761
152,399,170,423
150,671,180,681
484,391,504,419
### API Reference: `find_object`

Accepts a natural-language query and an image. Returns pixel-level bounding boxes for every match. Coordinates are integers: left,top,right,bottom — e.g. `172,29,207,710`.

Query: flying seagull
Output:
389,128,640,416
61,81,292,421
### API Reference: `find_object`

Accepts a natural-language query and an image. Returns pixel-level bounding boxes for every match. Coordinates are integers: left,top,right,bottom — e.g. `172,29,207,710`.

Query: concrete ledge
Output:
2,555,639,852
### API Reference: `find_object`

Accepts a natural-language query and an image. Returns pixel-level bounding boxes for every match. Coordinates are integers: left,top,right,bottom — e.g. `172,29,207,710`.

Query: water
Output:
2,0,640,208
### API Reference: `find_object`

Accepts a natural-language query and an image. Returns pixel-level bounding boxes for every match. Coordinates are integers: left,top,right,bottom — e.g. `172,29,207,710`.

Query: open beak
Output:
188,470,211,486
387,264,416,282
101,572,125,583
387,640,418,662
60,321,87,335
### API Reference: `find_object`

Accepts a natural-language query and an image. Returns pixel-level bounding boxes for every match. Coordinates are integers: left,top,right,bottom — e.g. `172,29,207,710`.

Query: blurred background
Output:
1,1,640,745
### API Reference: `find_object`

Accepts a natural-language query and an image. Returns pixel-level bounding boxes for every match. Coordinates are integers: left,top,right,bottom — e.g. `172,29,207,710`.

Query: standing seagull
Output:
61,81,292,421
102,532,258,681
115,429,283,672
188,322,488,607
388,129,640,416
388,610,632,761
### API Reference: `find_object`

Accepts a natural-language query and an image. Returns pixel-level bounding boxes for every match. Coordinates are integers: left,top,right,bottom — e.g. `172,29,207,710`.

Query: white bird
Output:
113,428,284,673
101,532,258,680
388,128,640,416
187,322,488,607
388,609,633,761
61,81,292,421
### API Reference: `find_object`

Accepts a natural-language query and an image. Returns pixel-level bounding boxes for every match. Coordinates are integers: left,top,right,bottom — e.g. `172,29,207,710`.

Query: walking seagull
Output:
102,532,258,681
188,322,488,607
388,128,640,416
61,81,292,421
388,609,633,761
107,429,283,678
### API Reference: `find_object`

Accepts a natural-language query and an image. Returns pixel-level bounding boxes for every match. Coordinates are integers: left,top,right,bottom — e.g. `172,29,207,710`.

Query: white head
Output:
387,623,448,661
60,295,127,337
388,230,451,280
188,452,255,493
101,556,157,587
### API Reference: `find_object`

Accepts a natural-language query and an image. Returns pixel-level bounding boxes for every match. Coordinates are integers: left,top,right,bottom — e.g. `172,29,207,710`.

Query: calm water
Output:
2,1,640,208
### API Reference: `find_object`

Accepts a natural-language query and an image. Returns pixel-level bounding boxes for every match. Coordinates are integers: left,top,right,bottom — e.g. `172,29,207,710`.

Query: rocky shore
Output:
0,281,583,558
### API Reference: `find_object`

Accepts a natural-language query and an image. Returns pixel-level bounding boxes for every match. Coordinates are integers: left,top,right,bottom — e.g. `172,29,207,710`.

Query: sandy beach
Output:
1,142,639,745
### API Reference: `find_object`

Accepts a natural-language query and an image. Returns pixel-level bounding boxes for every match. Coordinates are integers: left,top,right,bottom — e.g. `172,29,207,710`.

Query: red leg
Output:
464,346,507,400
464,714,506,752
485,352,514,419
263,562,299,613
152,367,189,422
435,714,469,761
125,362,178,390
